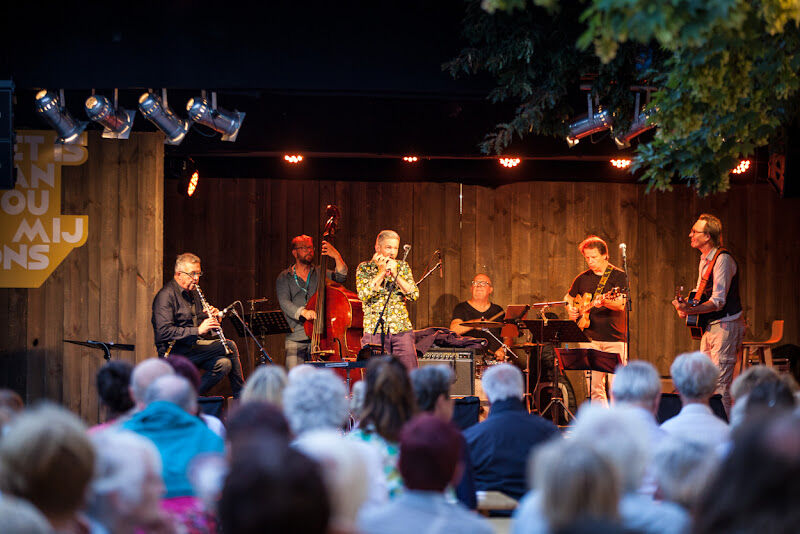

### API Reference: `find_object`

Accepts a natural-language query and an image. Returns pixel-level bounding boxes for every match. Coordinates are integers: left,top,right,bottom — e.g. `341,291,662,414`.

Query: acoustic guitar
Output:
675,286,708,340
568,287,624,330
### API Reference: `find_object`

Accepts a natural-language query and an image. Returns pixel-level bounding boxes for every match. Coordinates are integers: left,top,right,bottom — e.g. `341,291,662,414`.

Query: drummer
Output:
450,274,514,361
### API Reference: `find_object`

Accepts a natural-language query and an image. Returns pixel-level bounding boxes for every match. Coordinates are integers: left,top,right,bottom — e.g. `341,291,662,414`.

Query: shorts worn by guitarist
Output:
672,214,744,415
565,236,628,407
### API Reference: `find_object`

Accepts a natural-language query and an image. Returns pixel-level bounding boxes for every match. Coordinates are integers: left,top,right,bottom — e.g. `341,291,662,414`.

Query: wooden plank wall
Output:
164,178,800,376
0,132,163,423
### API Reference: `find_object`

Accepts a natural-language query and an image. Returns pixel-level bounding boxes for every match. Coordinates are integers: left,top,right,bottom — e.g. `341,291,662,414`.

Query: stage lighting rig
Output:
34,90,87,144
566,94,613,148
186,93,244,142
138,91,189,145
85,92,134,139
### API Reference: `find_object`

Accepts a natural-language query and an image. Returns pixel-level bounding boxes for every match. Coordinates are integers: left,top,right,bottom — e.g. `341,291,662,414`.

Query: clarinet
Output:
194,283,233,355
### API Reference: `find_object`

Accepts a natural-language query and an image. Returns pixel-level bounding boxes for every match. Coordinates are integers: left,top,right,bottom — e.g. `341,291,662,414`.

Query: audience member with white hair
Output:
0,494,52,534
463,363,558,501
512,439,622,534
651,437,719,512
86,430,172,533
241,364,288,406
295,430,370,534
661,351,729,448
572,405,690,534
284,368,349,436
0,403,95,532
129,357,175,410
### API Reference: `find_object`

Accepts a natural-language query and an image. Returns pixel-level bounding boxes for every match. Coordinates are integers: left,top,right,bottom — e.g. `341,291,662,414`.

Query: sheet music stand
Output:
305,360,368,392
233,310,291,337
555,348,623,403
522,320,589,424
63,339,135,361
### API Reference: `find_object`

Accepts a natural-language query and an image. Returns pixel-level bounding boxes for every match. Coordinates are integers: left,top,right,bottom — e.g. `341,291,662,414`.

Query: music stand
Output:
522,320,589,424
64,339,135,361
305,360,368,393
555,348,623,403
234,310,291,337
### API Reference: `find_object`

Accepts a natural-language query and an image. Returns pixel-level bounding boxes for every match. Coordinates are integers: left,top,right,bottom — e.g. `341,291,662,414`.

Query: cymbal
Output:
510,343,540,350
461,320,504,329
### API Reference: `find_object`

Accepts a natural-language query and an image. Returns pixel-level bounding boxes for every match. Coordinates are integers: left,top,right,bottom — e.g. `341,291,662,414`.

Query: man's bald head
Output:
130,359,175,406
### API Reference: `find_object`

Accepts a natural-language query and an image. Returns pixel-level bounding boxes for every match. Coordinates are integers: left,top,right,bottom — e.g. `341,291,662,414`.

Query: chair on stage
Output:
738,319,785,372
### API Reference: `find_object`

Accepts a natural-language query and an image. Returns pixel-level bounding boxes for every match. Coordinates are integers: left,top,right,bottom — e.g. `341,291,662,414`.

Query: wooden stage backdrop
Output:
2,132,800,424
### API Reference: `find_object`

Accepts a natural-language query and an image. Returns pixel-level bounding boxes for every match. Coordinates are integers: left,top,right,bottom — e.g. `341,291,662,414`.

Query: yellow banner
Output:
0,130,89,288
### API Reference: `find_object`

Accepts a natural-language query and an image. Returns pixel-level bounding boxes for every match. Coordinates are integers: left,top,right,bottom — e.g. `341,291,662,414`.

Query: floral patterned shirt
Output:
356,260,419,334
348,426,404,499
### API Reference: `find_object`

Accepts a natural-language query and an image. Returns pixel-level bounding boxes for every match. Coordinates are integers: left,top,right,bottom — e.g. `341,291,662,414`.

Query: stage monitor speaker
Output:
419,347,475,396
656,393,727,424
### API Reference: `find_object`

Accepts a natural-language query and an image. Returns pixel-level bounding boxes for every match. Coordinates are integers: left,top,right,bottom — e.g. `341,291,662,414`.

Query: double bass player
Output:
276,234,348,369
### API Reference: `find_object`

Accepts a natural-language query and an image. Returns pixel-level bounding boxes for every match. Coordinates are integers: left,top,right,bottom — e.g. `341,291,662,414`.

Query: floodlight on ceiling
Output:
34,90,87,144
614,92,657,149
186,94,245,142
138,91,190,145
85,93,135,139
566,94,613,148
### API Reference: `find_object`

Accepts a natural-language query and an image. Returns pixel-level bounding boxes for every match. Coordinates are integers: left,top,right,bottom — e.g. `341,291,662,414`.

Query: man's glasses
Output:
180,271,203,279
471,281,491,287
293,245,314,251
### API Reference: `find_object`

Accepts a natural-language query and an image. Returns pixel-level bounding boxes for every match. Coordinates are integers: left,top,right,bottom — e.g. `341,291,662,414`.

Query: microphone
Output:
219,303,237,318
402,244,411,262
437,249,443,278
619,243,627,260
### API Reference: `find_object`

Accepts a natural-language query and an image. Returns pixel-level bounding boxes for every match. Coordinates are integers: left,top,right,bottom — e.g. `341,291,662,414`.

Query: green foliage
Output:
448,0,800,196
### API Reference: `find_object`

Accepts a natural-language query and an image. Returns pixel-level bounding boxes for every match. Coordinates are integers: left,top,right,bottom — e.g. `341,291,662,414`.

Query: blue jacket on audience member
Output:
123,400,225,498
463,398,558,501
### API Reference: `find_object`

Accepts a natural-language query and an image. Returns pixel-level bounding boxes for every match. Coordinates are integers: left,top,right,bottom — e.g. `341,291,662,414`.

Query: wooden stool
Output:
740,320,784,370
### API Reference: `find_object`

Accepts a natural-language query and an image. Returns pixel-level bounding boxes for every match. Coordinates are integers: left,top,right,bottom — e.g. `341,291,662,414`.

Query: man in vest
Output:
672,214,744,415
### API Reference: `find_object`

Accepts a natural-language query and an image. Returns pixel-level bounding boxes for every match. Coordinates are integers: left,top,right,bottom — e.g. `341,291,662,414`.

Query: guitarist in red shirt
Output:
671,214,744,416
565,236,628,407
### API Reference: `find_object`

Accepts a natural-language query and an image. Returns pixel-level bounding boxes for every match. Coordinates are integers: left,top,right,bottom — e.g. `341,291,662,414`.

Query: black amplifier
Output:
418,348,475,396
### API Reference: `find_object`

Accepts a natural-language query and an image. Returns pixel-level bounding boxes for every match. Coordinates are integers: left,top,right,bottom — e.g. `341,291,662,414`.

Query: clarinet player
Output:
151,252,244,397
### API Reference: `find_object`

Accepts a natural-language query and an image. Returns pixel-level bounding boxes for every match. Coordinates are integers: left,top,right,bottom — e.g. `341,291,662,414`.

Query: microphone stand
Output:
621,251,632,364
373,247,411,355
415,255,442,286
231,308,273,364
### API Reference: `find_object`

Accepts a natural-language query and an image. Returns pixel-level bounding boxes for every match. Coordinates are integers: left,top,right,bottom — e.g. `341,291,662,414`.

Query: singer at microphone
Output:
356,229,420,370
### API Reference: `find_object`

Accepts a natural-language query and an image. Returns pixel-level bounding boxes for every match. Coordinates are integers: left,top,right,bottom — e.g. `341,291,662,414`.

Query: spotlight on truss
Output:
566,94,613,147
610,158,632,169
186,95,245,142
614,107,657,149
499,157,521,168
85,94,135,139
34,90,87,144
138,91,189,145
731,159,751,174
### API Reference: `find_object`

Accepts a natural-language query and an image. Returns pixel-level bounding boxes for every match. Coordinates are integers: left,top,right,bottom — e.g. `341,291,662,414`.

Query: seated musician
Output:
449,274,514,362
276,235,348,369
151,253,244,397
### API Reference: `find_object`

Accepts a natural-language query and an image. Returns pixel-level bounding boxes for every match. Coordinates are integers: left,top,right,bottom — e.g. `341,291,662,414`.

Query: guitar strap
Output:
593,264,614,300
696,248,726,296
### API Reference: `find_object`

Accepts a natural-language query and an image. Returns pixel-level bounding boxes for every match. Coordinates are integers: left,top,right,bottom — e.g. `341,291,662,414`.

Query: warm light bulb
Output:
499,157,521,168
610,159,632,169
731,159,751,174
187,171,199,196
284,154,304,163
403,156,419,163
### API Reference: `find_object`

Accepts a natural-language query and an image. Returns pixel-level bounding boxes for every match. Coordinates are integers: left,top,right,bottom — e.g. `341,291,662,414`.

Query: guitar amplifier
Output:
418,348,475,396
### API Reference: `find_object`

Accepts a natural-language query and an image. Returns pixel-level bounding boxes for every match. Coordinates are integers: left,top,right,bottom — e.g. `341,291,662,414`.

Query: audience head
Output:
165,354,201,392
693,412,800,534
410,364,454,421
86,430,166,530
0,388,24,437
0,403,95,528
295,430,369,531
349,380,366,421
360,356,416,442
730,364,781,402
242,364,288,406
570,404,649,493
611,360,661,414
130,358,174,407
482,363,524,404
143,374,198,414
652,437,718,510
219,437,330,534
95,360,135,420
283,368,348,436
743,379,796,420
532,439,620,531
226,401,292,451
670,351,718,402
0,494,51,534
399,414,462,492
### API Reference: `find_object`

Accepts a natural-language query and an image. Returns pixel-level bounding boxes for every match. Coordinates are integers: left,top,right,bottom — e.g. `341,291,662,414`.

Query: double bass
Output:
303,205,364,375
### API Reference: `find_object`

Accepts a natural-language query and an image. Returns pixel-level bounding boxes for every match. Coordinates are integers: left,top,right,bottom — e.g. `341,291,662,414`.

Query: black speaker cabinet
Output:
419,348,475,396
